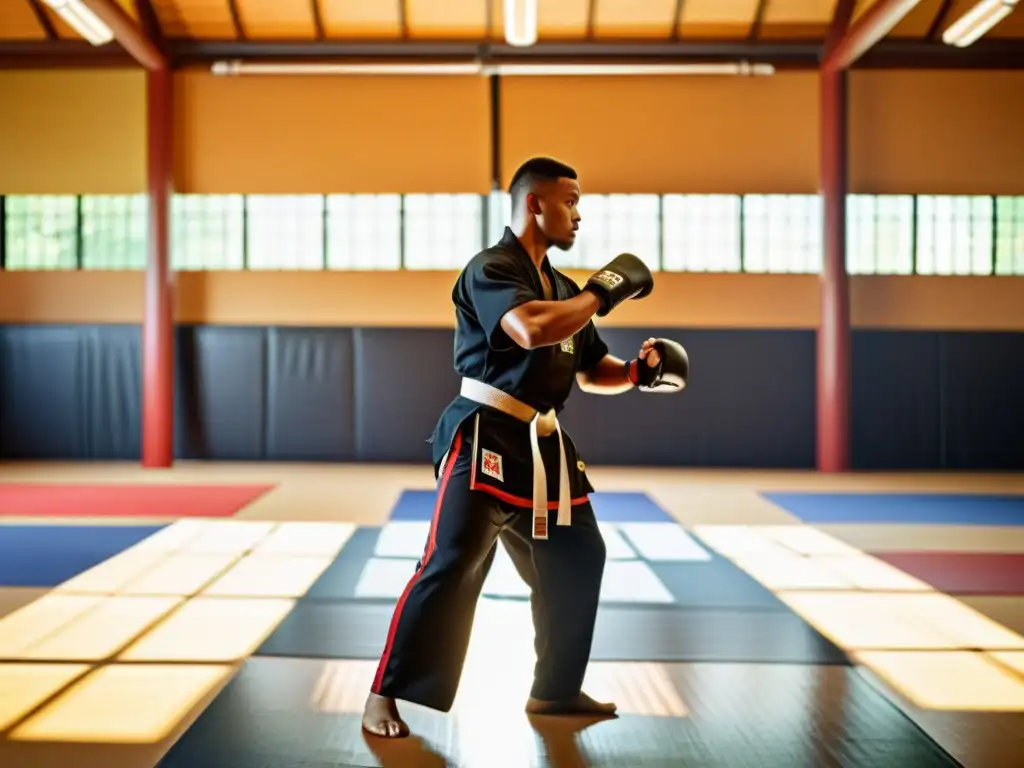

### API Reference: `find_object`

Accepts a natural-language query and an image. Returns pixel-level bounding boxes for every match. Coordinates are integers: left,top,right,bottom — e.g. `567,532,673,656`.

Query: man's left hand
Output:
638,337,662,368
628,337,689,392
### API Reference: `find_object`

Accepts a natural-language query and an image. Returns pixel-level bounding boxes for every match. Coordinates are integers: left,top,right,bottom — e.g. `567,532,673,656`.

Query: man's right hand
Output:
584,253,654,317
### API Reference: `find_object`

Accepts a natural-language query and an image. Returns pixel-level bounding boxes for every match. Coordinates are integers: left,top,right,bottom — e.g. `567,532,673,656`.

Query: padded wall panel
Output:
0,326,88,458
81,326,142,460
1,324,1021,470
941,332,1024,470
558,329,817,468
174,326,266,460
352,328,461,462
265,328,356,461
851,331,942,470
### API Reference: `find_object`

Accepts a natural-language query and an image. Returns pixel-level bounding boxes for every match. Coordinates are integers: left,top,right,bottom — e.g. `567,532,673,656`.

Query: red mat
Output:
874,551,1024,596
0,483,275,518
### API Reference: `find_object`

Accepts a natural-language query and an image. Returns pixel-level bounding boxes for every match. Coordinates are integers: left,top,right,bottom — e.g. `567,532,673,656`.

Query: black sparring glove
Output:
626,338,689,392
584,253,654,318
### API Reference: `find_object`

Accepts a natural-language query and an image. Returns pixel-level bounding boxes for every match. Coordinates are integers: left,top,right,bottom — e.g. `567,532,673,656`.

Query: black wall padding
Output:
559,329,817,468
0,325,141,459
942,332,1024,470
174,326,266,460
852,331,943,470
1,323,1021,470
352,328,461,462
265,328,356,461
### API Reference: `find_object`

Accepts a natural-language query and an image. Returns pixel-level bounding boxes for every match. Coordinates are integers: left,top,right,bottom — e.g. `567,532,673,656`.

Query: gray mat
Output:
156,656,959,768
254,601,849,665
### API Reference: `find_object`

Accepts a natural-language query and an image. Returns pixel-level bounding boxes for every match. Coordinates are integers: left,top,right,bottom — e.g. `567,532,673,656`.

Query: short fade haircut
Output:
508,156,577,212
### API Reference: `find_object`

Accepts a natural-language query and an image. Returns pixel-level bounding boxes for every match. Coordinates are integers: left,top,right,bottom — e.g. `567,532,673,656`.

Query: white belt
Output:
459,378,571,539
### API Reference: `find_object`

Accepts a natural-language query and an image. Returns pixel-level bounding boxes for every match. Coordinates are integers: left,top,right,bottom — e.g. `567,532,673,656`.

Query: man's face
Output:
532,177,581,251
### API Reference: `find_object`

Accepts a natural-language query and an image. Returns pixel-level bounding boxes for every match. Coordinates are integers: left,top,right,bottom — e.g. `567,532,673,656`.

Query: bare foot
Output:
362,692,410,738
525,691,617,716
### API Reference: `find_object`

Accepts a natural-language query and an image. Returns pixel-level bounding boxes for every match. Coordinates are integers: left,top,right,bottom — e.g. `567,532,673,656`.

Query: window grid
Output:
742,194,823,274
566,194,662,271
402,194,483,270
662,195,742,273
915,195,994,276
995,196,1024,277
246,195,326,271
81,194,148,270
2,193,1022,275
325,194,402,270
171,194,245,271
3,195,78,270
846,194,915,275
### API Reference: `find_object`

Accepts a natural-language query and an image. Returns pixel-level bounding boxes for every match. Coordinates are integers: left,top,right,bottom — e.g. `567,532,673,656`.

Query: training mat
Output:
0,483,273,518
156,656,958,768
302,524,780,609
388,489,674,523
0,524,165,587
254,600,849,665
872,552,1024,596
762,492,1024,526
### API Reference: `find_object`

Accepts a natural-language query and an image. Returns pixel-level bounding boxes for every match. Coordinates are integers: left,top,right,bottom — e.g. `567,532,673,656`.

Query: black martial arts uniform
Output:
370,227,611,713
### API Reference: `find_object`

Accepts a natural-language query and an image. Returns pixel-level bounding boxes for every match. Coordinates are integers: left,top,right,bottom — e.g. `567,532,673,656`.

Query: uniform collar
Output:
500,226,548,268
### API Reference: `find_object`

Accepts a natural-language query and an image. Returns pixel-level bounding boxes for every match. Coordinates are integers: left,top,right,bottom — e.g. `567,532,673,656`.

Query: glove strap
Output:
626,358,663,388
625,359,640,386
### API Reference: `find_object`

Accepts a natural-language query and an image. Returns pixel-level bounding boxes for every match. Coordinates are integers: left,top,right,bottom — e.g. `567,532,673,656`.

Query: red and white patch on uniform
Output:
480,449,504,482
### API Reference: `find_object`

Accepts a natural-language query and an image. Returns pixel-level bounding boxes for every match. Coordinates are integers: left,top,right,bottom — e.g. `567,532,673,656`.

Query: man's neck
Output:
511,222,549,270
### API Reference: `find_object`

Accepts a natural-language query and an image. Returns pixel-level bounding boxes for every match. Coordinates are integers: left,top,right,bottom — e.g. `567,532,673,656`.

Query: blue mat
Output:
0,524,165,587
389,490,673,523
763,492,1024,526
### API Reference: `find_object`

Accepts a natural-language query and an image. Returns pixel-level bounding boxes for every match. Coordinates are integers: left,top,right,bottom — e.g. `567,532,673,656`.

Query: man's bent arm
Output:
576,354,634,395
500,291,601,350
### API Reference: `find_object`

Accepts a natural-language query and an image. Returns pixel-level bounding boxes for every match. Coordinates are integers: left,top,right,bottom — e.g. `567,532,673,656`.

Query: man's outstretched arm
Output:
500,292,602,350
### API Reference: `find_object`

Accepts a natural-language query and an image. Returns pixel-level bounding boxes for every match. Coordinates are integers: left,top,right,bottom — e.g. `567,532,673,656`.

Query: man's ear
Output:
525,191,543,216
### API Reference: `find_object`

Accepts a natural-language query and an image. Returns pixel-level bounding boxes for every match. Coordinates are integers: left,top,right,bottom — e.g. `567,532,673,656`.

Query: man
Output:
362,156,689,738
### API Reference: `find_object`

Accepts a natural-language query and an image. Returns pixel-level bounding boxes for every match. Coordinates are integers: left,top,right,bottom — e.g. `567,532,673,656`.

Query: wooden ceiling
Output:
1,0,1022,43
1,0,1022,68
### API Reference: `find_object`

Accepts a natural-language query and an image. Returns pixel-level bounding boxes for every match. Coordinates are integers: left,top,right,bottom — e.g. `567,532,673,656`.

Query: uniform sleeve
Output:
578,320,610,373
466,254,538,349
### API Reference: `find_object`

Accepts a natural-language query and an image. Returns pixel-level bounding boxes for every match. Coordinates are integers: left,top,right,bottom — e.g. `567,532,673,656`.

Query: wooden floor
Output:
1,462,1023,767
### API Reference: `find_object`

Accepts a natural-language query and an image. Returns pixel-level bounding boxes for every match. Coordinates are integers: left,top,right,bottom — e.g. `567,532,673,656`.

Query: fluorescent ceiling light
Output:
42,0,114,46
211,61,776,78
942,0,1017,47
211,61,483,76
504,0,538,48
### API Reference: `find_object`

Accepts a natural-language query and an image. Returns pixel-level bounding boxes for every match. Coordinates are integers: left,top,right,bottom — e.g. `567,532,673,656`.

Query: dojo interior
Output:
1,0,1023,766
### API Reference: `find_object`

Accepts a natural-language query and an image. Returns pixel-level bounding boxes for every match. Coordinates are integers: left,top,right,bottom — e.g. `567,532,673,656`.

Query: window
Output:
994,196,1024,276
846,194,914,275
325,195,402,270
246,195,325,270
402,194,483,270
566,194,661,271
915,195,993,275
662,195,741,272
171,195,245,270
3,195,78,270
487,190,512,245
80,195,148,270
742,194,822,273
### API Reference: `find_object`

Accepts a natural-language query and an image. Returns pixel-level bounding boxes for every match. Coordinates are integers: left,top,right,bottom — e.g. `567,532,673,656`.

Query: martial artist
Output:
363,156,689,738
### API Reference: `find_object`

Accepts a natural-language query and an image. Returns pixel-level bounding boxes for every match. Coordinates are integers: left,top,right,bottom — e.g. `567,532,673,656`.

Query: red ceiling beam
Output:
81,0,166,70
823,0,923,72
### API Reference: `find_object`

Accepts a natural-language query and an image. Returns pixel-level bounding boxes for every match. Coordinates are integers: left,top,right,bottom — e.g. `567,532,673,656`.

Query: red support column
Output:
817,68,851,473
142,67,174,468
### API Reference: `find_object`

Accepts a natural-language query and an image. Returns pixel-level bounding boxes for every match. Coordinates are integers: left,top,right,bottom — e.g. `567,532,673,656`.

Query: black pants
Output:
370,428,607,712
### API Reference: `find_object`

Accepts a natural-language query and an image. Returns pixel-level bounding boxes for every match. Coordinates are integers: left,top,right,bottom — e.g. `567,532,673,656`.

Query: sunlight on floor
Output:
0,519,350,744
693,522,1024,711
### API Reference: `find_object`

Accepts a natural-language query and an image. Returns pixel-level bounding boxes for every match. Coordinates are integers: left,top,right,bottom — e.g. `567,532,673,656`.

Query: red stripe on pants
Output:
371,430,463,694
